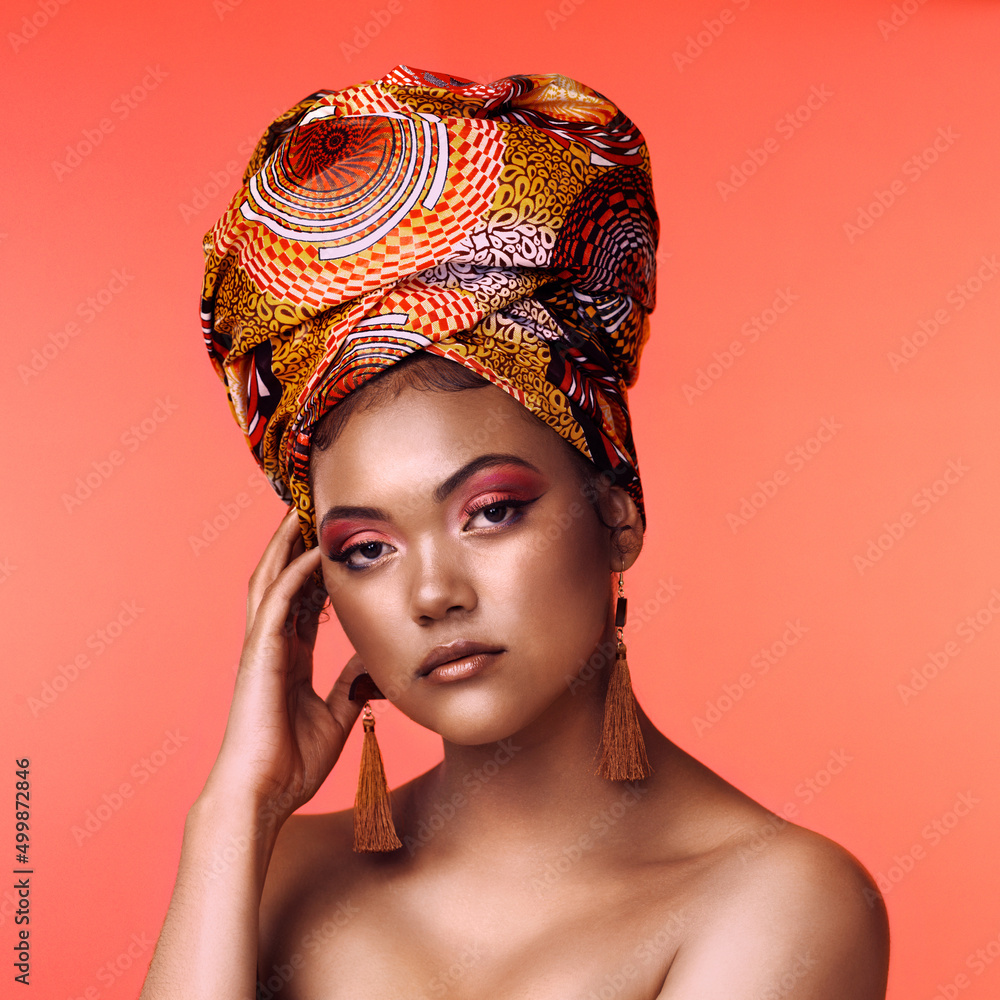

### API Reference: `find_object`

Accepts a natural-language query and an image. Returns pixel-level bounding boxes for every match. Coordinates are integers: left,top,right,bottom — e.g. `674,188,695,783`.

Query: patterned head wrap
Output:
202,65,658,547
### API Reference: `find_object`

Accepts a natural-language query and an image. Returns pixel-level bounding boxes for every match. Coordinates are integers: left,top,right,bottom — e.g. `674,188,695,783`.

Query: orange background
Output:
4,1,999,997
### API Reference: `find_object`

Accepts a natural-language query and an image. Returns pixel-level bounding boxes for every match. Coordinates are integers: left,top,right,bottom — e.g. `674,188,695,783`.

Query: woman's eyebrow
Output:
318,453,542,532
433,453,541,503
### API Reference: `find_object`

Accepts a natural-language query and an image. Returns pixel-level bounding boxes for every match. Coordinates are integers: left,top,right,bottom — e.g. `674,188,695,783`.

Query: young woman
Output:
140,66,889,999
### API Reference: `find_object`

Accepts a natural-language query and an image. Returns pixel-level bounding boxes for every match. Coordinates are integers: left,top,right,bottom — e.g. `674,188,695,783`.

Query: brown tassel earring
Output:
348,674,401,853
596,568,652,781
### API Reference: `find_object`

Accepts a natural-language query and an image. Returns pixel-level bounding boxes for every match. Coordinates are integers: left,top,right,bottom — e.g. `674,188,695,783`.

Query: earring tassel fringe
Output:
597,640,651,781
353,706,402,853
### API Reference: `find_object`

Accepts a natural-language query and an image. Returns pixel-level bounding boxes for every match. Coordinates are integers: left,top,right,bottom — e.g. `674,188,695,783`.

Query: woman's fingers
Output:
325,654,368,735
245,545,324,655
284,577,328,690
290,569,327,636
245,508,303,640
236,557,324,713
215,512,352,817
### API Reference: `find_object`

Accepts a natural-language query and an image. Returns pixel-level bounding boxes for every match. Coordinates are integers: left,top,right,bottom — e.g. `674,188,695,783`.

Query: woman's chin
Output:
395,673,597,750
422,716,527,749
402,698,540,750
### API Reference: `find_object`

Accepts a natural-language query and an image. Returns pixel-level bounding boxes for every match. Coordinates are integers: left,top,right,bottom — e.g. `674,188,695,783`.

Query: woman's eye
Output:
466,499,531,529
333,498,537,569
336,540,392,569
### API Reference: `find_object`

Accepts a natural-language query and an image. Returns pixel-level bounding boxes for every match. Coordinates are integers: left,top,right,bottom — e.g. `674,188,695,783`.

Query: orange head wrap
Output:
202,65,658,546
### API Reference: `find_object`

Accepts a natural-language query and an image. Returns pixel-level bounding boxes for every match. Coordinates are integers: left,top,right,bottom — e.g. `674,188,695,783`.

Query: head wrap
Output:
202,65,658,547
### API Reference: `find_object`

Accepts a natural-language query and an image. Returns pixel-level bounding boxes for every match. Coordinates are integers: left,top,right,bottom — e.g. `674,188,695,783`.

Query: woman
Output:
141,66,889,999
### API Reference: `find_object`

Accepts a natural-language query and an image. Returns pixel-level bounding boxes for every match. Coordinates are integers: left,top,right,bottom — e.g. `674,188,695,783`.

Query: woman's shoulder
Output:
257,806,363,971
258,770,427,926
262,807,355,896
663,819,888,997
647,754,889,998
710,810,888,940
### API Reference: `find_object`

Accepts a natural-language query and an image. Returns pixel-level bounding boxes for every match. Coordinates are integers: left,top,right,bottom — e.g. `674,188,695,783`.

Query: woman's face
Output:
311,378,631,746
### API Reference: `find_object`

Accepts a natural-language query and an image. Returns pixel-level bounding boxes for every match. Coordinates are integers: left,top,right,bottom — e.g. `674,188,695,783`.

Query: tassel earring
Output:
596,569,652,781
348,674,401,853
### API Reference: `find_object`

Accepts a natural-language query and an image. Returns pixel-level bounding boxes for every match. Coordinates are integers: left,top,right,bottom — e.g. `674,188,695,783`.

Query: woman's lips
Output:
419,639,504,675
420,650,504,684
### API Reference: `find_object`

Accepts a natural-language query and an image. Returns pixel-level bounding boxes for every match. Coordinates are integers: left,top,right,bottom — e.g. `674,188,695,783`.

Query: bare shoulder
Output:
257,809,358,965
261,806,354,898
661,812,890,999
730,818,889,946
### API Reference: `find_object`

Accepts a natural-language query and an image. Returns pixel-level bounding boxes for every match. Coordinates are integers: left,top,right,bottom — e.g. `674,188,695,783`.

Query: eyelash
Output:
329,496,537,572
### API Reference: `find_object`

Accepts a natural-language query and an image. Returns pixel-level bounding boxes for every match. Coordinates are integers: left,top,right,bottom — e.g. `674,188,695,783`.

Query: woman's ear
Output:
596,484,644,572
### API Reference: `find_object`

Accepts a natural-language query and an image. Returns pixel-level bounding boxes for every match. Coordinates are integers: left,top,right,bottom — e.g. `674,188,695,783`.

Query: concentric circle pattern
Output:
242,111,446,257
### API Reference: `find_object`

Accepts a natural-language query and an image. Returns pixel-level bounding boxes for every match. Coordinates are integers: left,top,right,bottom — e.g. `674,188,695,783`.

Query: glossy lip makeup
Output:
421,649,505,684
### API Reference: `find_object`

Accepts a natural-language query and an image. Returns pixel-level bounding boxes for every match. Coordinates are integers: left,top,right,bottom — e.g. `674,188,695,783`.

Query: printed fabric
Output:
202,64,659,545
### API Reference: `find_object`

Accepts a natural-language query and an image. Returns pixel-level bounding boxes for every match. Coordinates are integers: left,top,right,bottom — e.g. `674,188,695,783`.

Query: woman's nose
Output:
408,542,478,624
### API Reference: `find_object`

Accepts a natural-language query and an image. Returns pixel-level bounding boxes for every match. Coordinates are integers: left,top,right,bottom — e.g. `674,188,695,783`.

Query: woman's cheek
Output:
544,523,612,655
527,510,605,602
506,528,599,658
327,579,398,672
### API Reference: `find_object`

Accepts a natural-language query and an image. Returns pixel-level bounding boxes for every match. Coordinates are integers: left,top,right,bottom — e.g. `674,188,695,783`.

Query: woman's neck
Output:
400,631,673,856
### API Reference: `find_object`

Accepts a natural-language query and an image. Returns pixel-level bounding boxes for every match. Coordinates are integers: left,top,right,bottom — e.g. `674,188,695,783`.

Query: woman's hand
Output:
199,508,364,831
140,510,363,1000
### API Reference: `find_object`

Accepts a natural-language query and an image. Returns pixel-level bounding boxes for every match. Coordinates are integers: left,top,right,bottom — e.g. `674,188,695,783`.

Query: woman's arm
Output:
139,510,363,1000
137,788,275,1000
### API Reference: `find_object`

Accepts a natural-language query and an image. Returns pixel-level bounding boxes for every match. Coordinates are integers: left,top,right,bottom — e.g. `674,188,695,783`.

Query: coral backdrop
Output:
3,1,998,998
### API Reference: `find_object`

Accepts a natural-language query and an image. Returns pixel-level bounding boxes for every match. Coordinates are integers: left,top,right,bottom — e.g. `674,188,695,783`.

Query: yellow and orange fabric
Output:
202,65,659,545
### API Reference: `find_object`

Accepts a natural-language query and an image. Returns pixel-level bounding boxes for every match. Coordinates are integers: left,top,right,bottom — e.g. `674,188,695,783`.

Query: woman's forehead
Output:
311,384,566,497
334,382,543,451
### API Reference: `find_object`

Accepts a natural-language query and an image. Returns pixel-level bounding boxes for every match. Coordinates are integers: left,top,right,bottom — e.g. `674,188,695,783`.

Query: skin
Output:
140,375,889,1000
